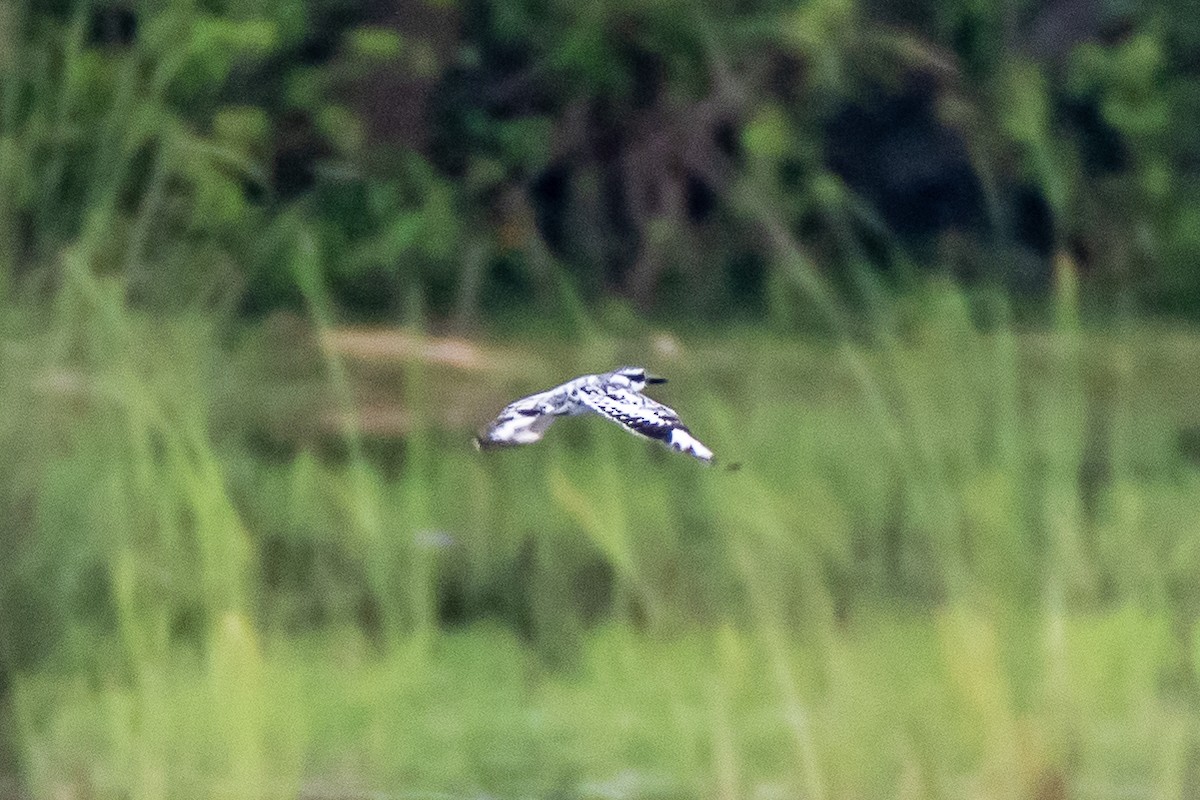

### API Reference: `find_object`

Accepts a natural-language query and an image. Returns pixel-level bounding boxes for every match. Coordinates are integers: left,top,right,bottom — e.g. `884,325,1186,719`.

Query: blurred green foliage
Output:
5,269,1200,796
5,0,1200,797
2,0,1199,321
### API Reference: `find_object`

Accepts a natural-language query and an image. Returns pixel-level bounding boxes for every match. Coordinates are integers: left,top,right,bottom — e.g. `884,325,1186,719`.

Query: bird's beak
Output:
645,374,667,384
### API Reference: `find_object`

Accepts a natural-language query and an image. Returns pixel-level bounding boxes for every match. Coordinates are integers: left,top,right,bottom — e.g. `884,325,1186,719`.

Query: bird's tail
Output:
668,428,715,464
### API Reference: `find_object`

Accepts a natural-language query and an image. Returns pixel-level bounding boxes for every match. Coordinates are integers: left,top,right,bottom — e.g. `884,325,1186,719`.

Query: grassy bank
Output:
4,282,1200,798
13,610,1193,799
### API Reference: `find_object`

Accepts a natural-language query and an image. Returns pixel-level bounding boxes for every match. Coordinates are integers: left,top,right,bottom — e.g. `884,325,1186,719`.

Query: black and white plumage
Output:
474,366,715,464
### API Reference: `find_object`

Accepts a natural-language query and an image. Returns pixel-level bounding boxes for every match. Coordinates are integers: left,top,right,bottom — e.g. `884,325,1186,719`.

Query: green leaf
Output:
743,106,791,163
316,105,364,154
998,61,1049,147
345,27,404,62
213,106,271,154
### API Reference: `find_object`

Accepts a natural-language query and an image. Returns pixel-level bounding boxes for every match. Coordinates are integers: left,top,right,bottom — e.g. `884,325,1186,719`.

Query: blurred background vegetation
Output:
3,0,1200,798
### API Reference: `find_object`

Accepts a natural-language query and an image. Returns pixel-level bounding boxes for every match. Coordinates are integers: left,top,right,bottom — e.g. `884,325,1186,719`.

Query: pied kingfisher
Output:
475,366,715,464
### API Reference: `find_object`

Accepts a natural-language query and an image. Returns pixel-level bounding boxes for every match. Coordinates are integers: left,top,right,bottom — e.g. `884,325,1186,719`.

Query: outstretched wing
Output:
474,388,562,449
576,385,715,464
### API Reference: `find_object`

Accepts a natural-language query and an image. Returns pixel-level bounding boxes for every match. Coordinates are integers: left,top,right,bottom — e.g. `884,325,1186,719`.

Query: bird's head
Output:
611,366,667,391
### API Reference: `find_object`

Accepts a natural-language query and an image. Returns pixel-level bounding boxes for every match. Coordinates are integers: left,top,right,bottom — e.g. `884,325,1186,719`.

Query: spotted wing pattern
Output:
576,385,715,464
474,387,562,449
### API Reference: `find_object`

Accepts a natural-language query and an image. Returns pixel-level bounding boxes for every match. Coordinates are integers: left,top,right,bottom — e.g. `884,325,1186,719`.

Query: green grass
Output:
10,612,1195,798
4,3,1200,797
5,278,1200,798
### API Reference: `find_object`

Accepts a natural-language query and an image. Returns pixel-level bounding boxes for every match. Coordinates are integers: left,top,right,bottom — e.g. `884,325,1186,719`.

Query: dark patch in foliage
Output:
356,593,385,644
425,68,478,178
1177,427,1200,466
273,113,332,199
1062,99,1130,174
437,533,615,650
437,568,533,639
0,586,63,672
237,285,308,319
1012,186,1056,257
88,5,138,47
296,4,366,65
825,80,986,239
481,252,537,314
626,45,666,109
726,252,768,313
531,166,570,255
714,118,740,159
169,603,207,648
256,533,386,635
686,174,717,223
243,429,302,464
426,4,554,175
329,267,402,319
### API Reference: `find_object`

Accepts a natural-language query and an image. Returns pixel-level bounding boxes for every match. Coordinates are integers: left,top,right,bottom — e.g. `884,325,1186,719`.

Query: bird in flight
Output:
475,366,715,464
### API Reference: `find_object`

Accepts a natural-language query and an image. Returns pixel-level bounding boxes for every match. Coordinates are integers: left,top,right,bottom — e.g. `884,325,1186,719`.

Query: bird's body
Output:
475,367,715,464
